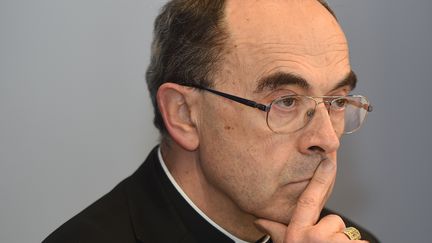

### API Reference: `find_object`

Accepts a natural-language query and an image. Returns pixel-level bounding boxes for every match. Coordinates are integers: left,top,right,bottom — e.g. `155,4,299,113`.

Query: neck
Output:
160,141,263,242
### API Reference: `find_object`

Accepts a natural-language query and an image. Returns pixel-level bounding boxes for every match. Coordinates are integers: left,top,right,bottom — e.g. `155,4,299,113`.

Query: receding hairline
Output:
147,0,341,137
217,0,348,92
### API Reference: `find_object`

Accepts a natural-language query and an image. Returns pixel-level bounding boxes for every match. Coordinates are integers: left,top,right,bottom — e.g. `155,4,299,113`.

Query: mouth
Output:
288,178,312,188
282,157,328,187
289,158,327,183
291,178,312,184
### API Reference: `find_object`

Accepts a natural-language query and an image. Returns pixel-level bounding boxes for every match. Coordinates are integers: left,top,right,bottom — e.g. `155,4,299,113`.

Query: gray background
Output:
1,0,431,242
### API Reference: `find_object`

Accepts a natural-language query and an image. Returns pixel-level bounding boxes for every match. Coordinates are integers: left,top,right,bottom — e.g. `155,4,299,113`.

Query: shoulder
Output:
43,147,163,243
42,178,136,243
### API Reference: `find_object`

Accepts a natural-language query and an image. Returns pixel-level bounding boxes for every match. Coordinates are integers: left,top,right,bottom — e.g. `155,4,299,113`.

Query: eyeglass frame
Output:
182,83,373,134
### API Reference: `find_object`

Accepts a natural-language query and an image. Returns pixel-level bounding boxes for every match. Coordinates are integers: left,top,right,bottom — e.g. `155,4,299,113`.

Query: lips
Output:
291,178,312,184
286,157,328,185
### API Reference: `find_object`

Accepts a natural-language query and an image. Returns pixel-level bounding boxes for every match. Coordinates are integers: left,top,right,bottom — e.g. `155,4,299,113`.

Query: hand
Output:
255,159,368,243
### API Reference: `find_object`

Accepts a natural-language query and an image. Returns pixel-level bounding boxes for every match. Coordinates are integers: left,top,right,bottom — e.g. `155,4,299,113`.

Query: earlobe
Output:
157,83,200,151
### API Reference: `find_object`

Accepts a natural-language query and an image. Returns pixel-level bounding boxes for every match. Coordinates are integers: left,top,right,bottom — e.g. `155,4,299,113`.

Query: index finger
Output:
289,158,337,228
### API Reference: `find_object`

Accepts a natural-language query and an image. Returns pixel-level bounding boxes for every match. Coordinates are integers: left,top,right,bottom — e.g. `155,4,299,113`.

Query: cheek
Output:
199,147,277,213
245,136,309,191
197,98,313,215
198,98,268,157
198,104,281,201
199,122,298,209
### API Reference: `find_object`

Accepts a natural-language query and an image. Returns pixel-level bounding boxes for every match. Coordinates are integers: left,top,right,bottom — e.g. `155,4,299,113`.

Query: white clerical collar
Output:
158,147,250,243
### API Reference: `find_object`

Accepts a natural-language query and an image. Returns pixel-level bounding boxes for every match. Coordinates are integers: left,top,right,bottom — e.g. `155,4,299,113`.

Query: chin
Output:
259,207,295,225
251,198,298,225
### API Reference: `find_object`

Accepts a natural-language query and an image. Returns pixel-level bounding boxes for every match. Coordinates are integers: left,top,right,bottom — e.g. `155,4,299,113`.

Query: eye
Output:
332,97,348,110
274,96,298,110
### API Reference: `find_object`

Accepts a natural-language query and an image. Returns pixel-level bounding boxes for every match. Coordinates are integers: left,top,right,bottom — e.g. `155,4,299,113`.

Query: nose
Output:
298,104,340,156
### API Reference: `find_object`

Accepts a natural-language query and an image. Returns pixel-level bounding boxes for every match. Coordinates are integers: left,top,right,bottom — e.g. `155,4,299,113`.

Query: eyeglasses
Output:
185,84,373,134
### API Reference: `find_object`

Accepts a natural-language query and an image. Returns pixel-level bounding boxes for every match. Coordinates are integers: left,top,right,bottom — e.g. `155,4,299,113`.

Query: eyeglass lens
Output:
266,95,370,134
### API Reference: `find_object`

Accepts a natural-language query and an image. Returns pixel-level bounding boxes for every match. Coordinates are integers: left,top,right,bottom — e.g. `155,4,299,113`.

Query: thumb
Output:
254,219,287,243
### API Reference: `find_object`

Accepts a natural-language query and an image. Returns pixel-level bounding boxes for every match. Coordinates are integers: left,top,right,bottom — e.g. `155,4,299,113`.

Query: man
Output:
44,0,378,242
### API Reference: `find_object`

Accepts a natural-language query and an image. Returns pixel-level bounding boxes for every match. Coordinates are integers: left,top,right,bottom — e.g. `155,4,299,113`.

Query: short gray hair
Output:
146,0,228,137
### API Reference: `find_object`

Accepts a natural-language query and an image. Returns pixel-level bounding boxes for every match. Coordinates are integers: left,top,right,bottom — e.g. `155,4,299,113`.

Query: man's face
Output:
196,0,351,224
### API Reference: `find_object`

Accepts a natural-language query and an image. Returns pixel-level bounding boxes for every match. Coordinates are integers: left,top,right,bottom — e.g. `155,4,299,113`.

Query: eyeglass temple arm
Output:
187,84,269,112
348,98,373,112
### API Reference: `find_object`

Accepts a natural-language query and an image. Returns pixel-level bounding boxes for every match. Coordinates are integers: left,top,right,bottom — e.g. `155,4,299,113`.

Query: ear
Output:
157,83,199,151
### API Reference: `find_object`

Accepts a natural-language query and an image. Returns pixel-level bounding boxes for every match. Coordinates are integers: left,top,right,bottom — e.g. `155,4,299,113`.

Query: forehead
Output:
221,0,351,93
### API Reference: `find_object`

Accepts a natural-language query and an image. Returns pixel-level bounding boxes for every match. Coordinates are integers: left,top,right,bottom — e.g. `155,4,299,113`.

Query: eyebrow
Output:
254,70,357,93
331,70,357,92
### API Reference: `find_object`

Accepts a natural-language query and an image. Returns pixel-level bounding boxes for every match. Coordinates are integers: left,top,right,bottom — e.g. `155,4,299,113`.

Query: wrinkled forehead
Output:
222,0,351,93
225,0,346,49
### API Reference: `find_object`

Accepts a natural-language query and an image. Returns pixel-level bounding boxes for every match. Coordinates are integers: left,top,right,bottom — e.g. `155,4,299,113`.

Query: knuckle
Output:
318,214,346,232
323,214,345,225
285,228,311,243
307,228,326,241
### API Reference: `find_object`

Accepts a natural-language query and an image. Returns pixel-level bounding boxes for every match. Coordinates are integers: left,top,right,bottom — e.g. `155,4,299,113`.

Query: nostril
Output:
308,146,325,153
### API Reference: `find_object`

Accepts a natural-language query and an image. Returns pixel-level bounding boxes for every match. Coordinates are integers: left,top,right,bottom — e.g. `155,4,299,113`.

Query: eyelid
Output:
328,86,351,96
262,88,298,102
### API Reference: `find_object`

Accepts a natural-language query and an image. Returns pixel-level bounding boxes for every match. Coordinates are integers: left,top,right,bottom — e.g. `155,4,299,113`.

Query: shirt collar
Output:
158,147,251,243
